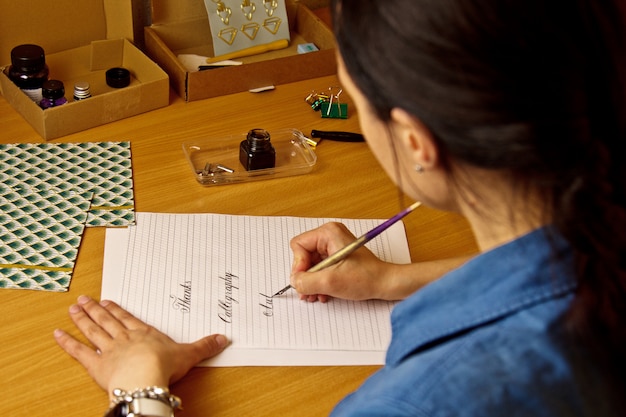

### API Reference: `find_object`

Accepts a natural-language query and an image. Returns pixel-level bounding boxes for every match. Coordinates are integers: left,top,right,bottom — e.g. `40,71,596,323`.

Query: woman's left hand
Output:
54,295,229,399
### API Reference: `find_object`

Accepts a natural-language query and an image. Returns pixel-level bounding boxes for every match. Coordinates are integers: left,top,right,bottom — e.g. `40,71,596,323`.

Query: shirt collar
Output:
386,227,577,364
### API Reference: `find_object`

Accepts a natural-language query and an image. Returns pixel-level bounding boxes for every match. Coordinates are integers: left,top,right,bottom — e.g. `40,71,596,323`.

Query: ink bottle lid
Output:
7,44,50,102
40,79,68,109
106,67,131,88
73,81,92,100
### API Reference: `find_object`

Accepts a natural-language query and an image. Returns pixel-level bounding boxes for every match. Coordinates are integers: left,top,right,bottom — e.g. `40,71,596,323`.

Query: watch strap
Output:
104,398,173,417
104,386,180,417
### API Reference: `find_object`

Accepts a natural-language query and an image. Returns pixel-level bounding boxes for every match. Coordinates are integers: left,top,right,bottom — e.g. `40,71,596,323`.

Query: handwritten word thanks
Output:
218,272,239,323
170,281,192,313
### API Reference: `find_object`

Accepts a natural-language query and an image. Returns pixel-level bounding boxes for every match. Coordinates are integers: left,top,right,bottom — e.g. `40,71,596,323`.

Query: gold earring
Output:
218,27,238,45
213,0,232,25
241,0,256,20
241,22,260,40
263,0,278,17
262,16,282,34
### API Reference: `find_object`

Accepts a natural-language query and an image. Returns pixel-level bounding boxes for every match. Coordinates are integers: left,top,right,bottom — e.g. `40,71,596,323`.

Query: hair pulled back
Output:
332,0,626,404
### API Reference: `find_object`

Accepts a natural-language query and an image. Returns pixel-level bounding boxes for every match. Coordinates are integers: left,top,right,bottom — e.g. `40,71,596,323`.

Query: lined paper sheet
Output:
102,212,411,366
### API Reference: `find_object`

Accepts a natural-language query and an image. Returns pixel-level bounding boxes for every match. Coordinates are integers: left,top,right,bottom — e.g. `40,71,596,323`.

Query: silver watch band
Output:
131,397,174,417
105,386,181,417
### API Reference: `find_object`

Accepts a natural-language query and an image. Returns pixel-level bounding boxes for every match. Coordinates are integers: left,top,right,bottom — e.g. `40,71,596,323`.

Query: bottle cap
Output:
247,128,273,152
42,80,65,100
10,44,46,72
106,67,131,88
73,81,92,100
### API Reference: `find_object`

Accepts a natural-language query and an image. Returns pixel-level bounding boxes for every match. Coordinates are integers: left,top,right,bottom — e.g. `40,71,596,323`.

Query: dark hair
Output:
332,0,626,406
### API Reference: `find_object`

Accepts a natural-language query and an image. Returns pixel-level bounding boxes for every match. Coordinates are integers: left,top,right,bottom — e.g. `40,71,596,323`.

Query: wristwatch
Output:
104,387,181,417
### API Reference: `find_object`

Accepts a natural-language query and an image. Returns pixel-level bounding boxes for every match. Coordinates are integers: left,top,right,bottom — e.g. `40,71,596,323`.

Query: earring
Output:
241,0,256,20
213,0,232,25
241,22,260,40
414,164,424,173
263,0,278,16
218,27,238,45
262,16,282,34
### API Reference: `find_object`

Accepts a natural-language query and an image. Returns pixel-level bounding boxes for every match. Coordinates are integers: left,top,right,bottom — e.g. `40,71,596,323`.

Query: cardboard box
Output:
0,0,169,140
144,0,336,101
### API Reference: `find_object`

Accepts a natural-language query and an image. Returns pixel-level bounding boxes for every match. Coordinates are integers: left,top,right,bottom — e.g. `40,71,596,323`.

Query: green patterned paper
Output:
0,141,135,227
0,186,92,292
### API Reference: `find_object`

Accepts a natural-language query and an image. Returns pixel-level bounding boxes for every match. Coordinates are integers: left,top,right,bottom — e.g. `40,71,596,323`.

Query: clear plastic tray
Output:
182,129,317,186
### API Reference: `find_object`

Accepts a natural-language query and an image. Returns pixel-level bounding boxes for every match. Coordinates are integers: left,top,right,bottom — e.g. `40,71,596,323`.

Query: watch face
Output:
105,402,130,417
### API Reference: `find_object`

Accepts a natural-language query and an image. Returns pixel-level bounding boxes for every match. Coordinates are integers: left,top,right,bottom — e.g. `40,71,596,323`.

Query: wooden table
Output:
0,75,478,416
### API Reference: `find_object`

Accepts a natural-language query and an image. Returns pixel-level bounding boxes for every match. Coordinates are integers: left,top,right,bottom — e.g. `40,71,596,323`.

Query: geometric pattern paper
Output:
0,186,92,292
0,141,135,227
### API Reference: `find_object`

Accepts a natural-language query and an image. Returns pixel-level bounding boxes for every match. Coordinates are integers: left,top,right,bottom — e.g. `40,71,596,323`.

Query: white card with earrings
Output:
204,0,291,58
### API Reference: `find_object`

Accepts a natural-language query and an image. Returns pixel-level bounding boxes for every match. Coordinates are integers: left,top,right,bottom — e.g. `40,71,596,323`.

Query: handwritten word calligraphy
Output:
218,272,239,323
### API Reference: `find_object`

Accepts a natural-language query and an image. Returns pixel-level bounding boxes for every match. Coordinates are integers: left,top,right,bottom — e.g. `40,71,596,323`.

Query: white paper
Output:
102,212,411,366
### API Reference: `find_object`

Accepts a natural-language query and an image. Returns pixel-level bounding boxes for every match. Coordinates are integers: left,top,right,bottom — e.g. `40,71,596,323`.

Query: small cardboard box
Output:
0,0,169,140
144,0,336,101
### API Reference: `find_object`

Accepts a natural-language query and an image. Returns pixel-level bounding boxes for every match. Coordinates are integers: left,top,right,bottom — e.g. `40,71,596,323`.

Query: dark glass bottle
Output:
239,128,276,171
40,80,68,109
7,44,49,103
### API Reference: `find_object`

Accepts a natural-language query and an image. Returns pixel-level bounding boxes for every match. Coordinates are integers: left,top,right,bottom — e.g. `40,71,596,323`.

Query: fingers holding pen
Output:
290,262,332,303
289,222,355,271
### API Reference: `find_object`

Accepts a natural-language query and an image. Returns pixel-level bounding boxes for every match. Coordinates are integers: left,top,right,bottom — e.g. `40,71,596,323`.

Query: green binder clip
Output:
321,102,348,119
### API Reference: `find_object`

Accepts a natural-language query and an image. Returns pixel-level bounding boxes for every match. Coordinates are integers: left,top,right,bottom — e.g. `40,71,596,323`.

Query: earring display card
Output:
204,0,291,57
183,129,317,186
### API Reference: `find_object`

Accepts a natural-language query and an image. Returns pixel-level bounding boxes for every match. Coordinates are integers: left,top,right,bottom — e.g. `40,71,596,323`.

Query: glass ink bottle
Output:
239,128,276,171
7,44,49,103
73,81,92,100
40,80,68,109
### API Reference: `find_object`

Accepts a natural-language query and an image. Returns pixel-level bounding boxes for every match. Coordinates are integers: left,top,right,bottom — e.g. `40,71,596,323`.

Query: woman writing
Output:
55,0,626,415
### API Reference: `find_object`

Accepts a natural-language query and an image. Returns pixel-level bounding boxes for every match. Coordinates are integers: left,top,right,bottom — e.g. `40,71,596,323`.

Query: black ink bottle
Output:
239,128,276,171
7,44,49,103
40,80,68,109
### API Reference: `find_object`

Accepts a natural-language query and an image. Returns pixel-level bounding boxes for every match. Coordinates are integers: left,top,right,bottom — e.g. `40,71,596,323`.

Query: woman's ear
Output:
390,108,438,170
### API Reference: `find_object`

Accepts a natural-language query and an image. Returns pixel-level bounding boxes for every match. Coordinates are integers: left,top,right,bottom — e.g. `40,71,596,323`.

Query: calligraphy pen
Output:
272,201,422,297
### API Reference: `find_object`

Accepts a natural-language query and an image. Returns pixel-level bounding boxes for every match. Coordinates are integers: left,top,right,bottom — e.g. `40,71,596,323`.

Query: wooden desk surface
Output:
0,75,477,417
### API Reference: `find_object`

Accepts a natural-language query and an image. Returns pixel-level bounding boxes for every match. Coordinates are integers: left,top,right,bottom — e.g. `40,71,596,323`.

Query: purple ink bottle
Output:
40,80,68,109
7,44,50,103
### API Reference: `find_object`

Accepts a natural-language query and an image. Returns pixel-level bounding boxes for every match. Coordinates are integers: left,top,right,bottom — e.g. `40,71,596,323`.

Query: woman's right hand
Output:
289,222,473,303
289,222,403,302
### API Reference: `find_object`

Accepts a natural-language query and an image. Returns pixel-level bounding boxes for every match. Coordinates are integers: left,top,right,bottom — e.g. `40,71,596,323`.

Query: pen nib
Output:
272,285,292,298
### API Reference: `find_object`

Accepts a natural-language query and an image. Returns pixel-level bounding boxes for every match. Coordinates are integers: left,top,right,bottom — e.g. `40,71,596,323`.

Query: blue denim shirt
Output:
331,228,612,416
